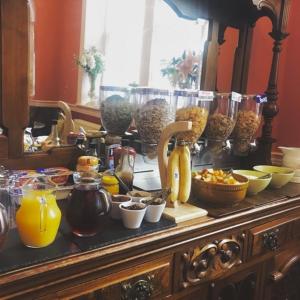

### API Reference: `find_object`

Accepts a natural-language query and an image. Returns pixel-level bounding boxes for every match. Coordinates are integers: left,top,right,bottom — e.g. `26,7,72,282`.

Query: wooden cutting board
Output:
163,203,208,223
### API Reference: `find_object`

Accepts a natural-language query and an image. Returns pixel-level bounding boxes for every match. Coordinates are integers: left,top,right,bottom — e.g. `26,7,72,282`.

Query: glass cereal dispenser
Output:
174,90,211,146
133,87,175,159
232,94,265,155
99,86,132,137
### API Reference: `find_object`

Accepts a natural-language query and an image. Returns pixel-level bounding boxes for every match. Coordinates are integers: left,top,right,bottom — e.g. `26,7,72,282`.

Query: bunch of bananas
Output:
167,142,191,203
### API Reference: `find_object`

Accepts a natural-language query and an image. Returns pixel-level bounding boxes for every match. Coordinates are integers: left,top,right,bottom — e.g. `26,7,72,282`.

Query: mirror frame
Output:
0,0,291,169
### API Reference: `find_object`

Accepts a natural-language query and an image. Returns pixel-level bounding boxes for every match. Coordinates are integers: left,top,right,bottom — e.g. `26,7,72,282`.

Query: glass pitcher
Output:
16,182,61,248
66,172,111,237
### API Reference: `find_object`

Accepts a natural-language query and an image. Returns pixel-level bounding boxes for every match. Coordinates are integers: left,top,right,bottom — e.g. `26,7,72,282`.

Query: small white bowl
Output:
141,198,166,223
110,195,132,220
119,203,147,229
127,190,152,202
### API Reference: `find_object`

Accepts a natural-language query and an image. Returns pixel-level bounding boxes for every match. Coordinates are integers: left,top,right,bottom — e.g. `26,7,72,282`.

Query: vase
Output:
88,73,97,101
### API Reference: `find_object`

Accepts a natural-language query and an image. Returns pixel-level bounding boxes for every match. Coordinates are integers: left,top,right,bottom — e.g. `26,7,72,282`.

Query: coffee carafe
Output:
66,172,111,237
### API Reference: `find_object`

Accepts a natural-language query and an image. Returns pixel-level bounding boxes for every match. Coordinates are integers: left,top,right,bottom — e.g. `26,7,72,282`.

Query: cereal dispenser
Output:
99,86,132,137
204,93,239,153
133,87,175,160
232,94,265,155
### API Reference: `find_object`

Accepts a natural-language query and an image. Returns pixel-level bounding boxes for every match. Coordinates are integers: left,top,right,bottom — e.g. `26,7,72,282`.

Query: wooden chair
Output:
29,100,75,144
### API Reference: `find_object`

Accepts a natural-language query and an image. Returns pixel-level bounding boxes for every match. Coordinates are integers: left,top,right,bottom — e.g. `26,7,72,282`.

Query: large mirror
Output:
26,0,211,152
27,0,244,153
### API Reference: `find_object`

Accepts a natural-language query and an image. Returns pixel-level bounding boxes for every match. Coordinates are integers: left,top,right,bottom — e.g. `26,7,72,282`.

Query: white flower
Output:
80,54,87,67
86,56,96,70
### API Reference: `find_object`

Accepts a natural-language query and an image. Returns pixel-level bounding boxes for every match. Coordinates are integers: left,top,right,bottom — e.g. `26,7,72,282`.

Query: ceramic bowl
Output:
140,197,166,223
233,170,272,195
110,195,132,220
279,147,300,169
192,173,249,207
119,202,147,229
253,165,295,189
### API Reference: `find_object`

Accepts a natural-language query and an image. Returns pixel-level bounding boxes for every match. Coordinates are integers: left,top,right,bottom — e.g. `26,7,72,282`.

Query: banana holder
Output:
157,121,208,223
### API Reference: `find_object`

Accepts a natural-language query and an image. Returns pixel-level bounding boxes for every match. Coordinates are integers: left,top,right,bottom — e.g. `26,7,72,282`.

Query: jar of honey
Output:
102,175,119,195
76,156,99,172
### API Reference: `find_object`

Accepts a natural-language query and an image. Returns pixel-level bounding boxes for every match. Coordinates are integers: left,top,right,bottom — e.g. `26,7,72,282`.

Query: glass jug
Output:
16,182,61,248
66,172,111,237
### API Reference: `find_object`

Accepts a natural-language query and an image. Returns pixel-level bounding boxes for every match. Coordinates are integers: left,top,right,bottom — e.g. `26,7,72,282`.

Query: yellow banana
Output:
178,144,191,203
166,147,180,203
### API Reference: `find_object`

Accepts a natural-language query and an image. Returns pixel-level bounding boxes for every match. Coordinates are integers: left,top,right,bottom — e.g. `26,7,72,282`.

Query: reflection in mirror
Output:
82,0,209,106
33,0,209,108
29,0,209,152
217,27,239,93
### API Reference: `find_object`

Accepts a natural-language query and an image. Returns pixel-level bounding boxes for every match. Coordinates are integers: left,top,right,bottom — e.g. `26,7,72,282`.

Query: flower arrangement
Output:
161,51,200,89
76,46,105,100
77,46,105,77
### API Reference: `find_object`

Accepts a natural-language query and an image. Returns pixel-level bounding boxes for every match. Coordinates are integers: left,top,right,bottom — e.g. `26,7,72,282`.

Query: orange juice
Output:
16,189,61,248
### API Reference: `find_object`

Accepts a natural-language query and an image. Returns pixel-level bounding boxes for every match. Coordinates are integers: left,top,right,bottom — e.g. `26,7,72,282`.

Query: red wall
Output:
34,0,82,104
276,0,300,147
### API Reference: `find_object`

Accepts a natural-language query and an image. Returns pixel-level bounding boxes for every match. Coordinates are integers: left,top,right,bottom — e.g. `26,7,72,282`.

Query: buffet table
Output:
1,183,300,300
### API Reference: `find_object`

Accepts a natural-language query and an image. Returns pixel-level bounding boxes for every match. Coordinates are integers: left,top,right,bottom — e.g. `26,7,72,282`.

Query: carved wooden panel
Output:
56,255,173,300
210,271,258,300
179,233,245,289
249,217,293,257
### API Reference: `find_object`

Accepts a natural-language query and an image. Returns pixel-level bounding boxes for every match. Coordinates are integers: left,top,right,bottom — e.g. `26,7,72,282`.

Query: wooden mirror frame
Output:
0,0,83,169
0,0,291,169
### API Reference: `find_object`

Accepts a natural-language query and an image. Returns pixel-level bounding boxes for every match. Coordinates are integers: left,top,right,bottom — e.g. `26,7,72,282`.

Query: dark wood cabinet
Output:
210,266,260,300
2,194,300,300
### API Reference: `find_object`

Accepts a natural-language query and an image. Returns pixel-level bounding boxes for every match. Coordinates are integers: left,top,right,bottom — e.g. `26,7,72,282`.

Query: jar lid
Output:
173,89,189,97
77,156,99,166
102,175,118,185
100,85,129,92
132,87,169,96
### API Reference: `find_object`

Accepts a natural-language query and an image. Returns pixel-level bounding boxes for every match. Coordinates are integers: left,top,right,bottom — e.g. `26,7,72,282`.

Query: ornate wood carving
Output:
181,238,242,289
231,24,254,93
201,20,220,91
181,243,218,288
252,0,291,164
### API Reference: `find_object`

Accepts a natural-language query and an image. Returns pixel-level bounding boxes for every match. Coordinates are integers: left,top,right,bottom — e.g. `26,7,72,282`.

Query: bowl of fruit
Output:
192,169,249,207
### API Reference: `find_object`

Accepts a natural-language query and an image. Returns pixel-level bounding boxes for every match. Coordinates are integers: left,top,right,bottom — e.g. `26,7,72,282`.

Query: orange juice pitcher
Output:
16,183,61,248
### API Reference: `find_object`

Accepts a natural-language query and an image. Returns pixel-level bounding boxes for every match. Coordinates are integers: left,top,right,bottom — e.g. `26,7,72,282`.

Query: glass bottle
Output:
115,147,136,191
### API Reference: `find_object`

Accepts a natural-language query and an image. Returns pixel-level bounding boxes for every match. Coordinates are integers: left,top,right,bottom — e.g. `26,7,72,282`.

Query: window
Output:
80,0,208,106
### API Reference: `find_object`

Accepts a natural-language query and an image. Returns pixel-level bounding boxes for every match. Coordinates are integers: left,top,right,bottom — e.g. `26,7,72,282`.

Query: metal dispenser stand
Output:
157,121,207,223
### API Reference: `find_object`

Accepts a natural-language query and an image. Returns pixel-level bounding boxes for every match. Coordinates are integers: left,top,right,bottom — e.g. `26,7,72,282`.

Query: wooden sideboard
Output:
1,184,300,300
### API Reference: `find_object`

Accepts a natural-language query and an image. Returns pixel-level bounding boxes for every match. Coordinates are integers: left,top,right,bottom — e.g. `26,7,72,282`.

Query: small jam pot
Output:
102,175,119,195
